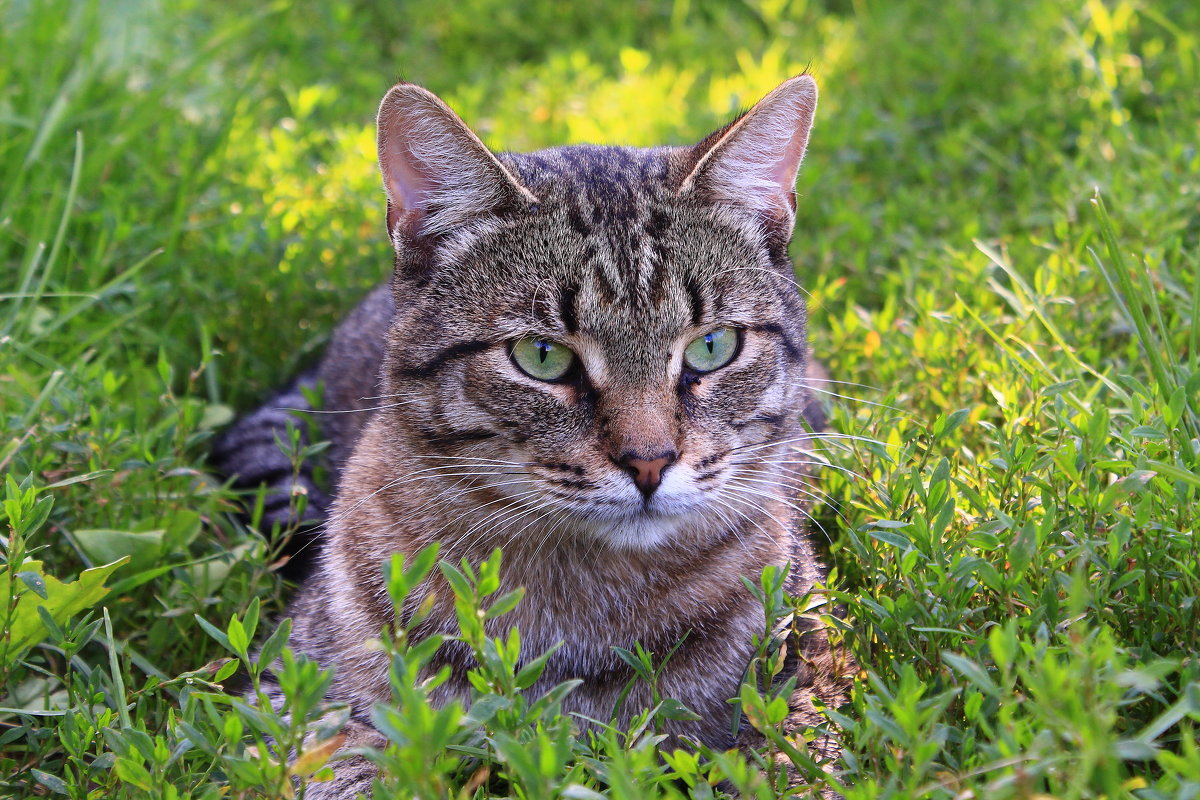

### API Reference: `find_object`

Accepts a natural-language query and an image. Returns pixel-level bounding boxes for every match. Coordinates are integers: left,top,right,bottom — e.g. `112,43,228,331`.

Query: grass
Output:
2,0,1199,796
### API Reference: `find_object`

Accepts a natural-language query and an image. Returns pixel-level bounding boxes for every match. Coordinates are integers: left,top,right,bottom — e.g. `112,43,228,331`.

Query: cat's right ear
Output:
674,74,817,233
377,83,538,244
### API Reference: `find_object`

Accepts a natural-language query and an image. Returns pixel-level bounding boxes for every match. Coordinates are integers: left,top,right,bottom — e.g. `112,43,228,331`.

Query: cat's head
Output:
374,77,819,551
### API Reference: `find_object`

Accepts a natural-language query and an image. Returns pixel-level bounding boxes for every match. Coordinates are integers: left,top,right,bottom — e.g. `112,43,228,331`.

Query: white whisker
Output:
732,456,871,485
726,470,849,527
803,385,903,411
274,398,425,415
720,481,834,544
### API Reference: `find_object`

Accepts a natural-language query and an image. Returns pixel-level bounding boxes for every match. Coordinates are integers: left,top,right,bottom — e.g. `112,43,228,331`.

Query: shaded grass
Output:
2,0,1199,797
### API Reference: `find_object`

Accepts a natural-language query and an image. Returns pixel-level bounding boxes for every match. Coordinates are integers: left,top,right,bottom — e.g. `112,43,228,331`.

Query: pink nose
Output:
620,453,676,498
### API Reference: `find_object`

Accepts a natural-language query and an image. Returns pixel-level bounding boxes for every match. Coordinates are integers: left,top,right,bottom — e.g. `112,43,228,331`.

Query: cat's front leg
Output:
304,718,384,800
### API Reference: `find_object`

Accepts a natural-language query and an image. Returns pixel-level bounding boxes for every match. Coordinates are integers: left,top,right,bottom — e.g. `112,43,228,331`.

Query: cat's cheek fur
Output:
460,357,592,452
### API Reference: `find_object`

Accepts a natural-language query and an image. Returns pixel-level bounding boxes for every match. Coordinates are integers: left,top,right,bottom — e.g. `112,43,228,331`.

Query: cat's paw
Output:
304,753,377,800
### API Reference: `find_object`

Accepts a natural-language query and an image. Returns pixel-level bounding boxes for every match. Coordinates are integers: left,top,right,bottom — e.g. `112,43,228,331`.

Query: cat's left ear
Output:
675,74,817,231
377,83,538,243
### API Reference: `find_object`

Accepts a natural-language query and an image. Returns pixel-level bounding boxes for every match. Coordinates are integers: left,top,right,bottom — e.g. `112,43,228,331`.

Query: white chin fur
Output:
582,509,695,551
545,466,718,551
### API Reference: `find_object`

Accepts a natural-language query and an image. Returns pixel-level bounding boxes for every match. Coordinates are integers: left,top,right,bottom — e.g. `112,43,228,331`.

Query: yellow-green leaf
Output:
1,558,128,660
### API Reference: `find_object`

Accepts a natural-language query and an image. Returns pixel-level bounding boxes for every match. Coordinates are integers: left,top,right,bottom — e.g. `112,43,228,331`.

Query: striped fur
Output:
218,76,852,797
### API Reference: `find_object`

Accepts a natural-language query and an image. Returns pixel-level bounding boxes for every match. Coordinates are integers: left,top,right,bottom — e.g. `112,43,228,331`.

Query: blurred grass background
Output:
2,0,1199,797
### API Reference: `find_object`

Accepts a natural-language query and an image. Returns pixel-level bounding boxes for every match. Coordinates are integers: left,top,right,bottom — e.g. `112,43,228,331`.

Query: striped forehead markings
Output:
539,146,679,309
514,145,787,331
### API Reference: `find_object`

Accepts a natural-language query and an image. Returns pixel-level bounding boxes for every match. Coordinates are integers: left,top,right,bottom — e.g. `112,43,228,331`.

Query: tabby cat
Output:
213,74,848,797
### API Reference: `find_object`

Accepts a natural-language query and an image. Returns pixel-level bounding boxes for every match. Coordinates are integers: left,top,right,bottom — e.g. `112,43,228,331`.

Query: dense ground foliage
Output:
2,0,1198,797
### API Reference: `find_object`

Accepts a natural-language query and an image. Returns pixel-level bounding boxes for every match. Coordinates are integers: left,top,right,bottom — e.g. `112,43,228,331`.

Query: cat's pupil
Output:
537,341,551,363
705,334,715,354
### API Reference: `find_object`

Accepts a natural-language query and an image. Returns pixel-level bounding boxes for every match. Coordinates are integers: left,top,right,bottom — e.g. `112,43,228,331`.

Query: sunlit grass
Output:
2,0,1198,797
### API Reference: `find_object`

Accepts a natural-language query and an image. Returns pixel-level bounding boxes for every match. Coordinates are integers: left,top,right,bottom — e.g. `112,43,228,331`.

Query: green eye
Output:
511,336,576,381
683,327,739,373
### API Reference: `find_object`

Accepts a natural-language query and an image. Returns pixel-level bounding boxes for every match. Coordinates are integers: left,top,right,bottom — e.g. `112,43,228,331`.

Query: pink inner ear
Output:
377,88,457,237
381,135,434,216
767,129,810,192
677,76,816,221
376,85,539,240
382,148,432,237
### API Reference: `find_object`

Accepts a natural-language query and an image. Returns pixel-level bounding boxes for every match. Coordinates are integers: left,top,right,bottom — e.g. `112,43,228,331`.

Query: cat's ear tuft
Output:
676,75,817,230
377,83,538,241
